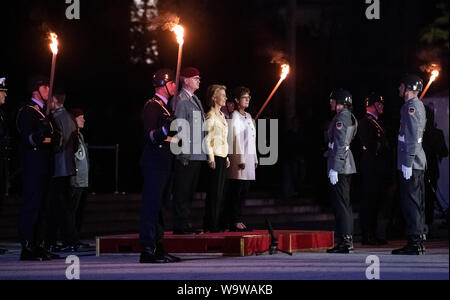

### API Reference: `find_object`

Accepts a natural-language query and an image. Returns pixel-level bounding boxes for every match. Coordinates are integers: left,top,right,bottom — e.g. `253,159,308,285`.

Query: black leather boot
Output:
20,241,48,261
392,235,425,255
140,247,170,264
327,235,354,254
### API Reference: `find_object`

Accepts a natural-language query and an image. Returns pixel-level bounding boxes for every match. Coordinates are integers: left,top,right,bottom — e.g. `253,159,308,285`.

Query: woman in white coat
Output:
225,87,258,232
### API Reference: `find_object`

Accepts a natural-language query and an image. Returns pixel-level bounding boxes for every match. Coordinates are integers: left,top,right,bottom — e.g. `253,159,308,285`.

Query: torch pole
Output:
420,80,433,101
46,53,57,116
175,43,183,95
255,78,284,120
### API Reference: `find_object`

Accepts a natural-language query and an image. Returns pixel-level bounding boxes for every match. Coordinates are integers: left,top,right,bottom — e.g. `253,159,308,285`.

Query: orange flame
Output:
49,33,58,55
280,64,290,80
430,70,439,82
171,25,184,45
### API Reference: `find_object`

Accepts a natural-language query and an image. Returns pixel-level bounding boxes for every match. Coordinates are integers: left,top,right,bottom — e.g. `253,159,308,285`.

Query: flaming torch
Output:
255,64,290,120
420,69,440,101
171,24,185,94
46,32,59,115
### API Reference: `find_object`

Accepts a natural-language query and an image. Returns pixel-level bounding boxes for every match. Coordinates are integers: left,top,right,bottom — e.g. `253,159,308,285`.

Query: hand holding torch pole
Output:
171,25,185,95
255,64,290,120
420,70,440,101
47,33,59,116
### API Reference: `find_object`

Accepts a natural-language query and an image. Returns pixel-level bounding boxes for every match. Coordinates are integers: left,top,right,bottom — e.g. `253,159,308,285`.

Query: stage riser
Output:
97,231,334,257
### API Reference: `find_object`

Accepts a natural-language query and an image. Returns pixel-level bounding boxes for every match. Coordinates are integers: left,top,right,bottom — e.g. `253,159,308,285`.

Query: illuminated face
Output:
214,89,227,108
237,93,251,110
39,85,50,101
374,102,384,115
75,115,85,129
0,91,6,105
166,81,177,96
185,76,201,91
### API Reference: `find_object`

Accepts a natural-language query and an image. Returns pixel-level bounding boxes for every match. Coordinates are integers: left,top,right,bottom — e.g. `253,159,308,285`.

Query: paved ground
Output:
0,240,448,280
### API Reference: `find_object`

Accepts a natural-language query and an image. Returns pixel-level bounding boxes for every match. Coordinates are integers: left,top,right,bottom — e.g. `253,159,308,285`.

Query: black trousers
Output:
360,155,387,236
71,187,88,234
172,160,203,231
399,170,426,236
19,150,51,245
330,174,353,236
140,147,173,249
45,176,79,246
204,157,227,232
0,157,6,210
225,179,250,227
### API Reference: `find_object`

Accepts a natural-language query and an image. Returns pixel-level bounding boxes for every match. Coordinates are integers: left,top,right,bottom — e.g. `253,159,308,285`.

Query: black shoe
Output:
156,243,181,263
327,235,354,254
20,247,45,261
0,248,7,255
140,249,170,264
392,235,425,255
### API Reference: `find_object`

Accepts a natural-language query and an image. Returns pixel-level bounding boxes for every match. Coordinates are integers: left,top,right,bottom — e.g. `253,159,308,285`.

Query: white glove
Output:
402,165,413,180
328,169,339,185
398,135,405,143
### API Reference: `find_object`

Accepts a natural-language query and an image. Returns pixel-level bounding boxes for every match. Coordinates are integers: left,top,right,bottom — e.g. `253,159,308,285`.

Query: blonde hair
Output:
206,84,227,110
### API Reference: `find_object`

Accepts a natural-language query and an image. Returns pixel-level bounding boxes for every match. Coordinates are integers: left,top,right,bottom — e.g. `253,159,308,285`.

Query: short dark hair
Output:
54,92,66,105
233,86,250,100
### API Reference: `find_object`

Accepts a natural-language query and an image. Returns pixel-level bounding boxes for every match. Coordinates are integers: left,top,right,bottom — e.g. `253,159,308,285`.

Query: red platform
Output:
96,230,334,257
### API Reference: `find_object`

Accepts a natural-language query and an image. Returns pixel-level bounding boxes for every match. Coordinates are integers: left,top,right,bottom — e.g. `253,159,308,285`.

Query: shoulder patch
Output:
336,121,343,130
409,107,415,116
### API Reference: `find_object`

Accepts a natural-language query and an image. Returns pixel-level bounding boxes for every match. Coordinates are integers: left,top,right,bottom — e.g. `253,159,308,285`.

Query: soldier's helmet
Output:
401,74,424,92
153,69,175,88
0,77,7,91
365,93,384,107
330,89,352,106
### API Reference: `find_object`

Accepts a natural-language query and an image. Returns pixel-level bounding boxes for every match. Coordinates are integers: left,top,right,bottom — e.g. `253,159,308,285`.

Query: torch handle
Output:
47,54,57,115
255,78,283,120
175,44,183,95
420,80,433,101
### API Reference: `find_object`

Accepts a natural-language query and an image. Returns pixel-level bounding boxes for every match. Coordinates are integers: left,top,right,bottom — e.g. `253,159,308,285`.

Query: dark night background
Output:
1,0,448,202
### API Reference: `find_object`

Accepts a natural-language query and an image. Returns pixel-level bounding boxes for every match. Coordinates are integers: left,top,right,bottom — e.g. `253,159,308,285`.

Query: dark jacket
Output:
52,107,77,177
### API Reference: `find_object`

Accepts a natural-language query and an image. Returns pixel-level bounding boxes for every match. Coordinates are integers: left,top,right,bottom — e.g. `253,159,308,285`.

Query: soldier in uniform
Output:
16,76,59,261
326,89,358,254
139,69,180,264
392,74,427,255
358,93,389,245
0,77,9,254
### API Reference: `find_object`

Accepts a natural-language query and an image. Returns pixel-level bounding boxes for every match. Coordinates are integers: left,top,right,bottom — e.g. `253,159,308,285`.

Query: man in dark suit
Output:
0,77,9,255
358,93,389,245
140,69,180,263
45,91,79,252
16,76,59,261
172,67,208,234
